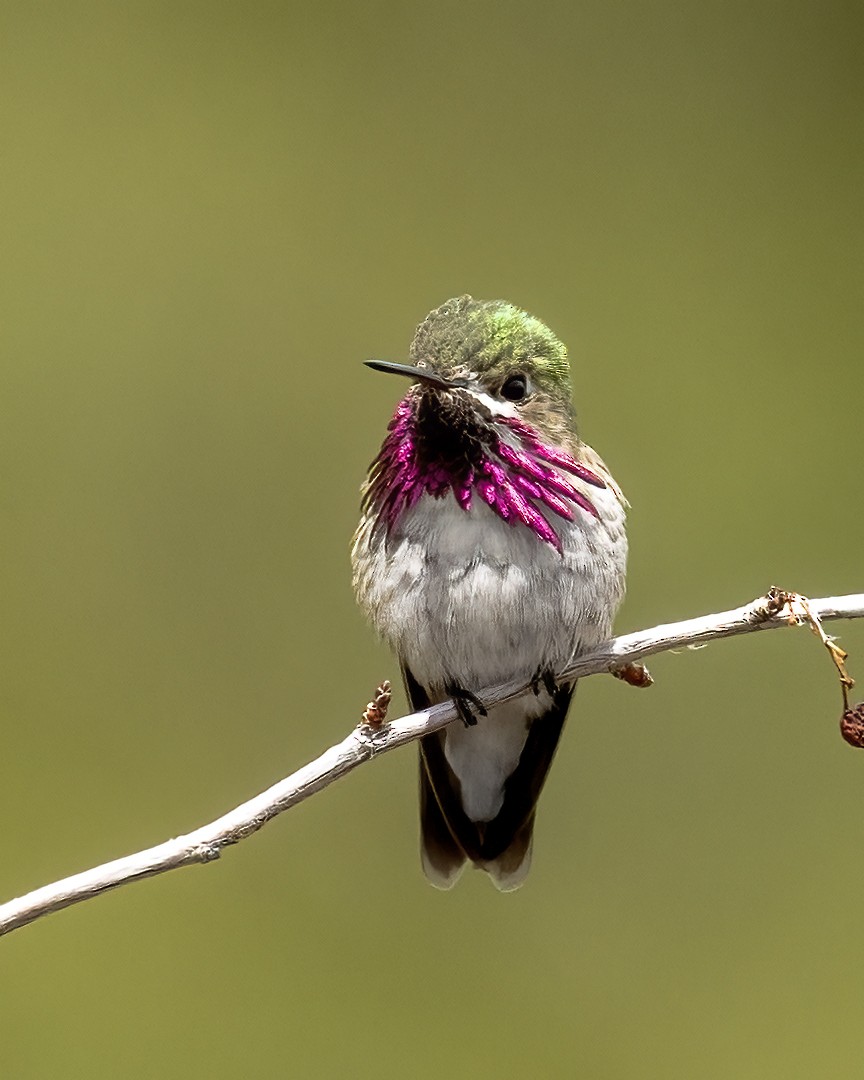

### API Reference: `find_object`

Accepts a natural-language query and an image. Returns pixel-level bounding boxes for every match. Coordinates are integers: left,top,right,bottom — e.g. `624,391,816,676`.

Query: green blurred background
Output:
1,2,862,1076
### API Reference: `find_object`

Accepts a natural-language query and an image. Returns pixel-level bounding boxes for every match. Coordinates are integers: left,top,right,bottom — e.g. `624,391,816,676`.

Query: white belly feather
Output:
354,487,626,689
353,484,627,823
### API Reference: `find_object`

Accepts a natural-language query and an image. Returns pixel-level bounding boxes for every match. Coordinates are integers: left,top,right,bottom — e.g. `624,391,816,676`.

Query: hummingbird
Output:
352,296,627,890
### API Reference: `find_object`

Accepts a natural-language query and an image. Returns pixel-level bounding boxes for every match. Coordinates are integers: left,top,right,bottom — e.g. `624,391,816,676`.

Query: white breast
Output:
353,482,627,693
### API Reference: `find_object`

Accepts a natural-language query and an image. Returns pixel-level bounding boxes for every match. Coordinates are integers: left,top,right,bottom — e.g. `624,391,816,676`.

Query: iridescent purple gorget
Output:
365,392,606,553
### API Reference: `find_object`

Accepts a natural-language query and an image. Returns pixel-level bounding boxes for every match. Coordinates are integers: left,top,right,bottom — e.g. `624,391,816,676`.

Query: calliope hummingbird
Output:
352,296,627,890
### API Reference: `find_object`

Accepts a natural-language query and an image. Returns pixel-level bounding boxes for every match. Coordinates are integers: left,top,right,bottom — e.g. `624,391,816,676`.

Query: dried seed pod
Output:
839,703,864,748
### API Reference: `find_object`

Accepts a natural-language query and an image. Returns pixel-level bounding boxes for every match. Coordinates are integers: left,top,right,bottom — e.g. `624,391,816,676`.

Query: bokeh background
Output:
2,3,862,1077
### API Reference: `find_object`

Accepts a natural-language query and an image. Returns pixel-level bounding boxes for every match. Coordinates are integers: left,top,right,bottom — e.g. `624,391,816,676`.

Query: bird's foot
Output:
445,682,487,728
531,665,572,707
531,665,560,698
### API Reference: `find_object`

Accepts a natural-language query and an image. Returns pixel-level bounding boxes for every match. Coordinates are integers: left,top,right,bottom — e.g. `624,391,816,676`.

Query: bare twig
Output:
1,589,862,938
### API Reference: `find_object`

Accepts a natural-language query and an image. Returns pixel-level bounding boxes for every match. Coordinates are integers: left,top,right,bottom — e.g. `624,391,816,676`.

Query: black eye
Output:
500,373,530,402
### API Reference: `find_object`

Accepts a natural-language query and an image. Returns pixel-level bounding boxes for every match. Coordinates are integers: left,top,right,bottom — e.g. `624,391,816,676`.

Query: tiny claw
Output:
445,682,487,728
612,661,654,688
530,665,560,698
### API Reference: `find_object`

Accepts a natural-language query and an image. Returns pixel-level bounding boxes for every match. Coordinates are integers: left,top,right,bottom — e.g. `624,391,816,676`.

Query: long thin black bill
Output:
364,360,468,390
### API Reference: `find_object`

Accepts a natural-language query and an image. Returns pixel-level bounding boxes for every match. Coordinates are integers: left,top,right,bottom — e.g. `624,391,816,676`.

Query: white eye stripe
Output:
464,389,519,419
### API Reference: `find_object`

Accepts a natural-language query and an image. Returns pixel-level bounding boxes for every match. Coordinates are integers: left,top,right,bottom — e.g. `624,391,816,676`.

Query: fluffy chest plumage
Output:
353,480,627,691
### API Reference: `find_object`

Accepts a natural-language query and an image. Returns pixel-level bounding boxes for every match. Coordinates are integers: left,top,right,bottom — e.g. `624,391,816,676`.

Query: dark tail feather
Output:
418,757,467,889
481,812,536,892
405,665,573,890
